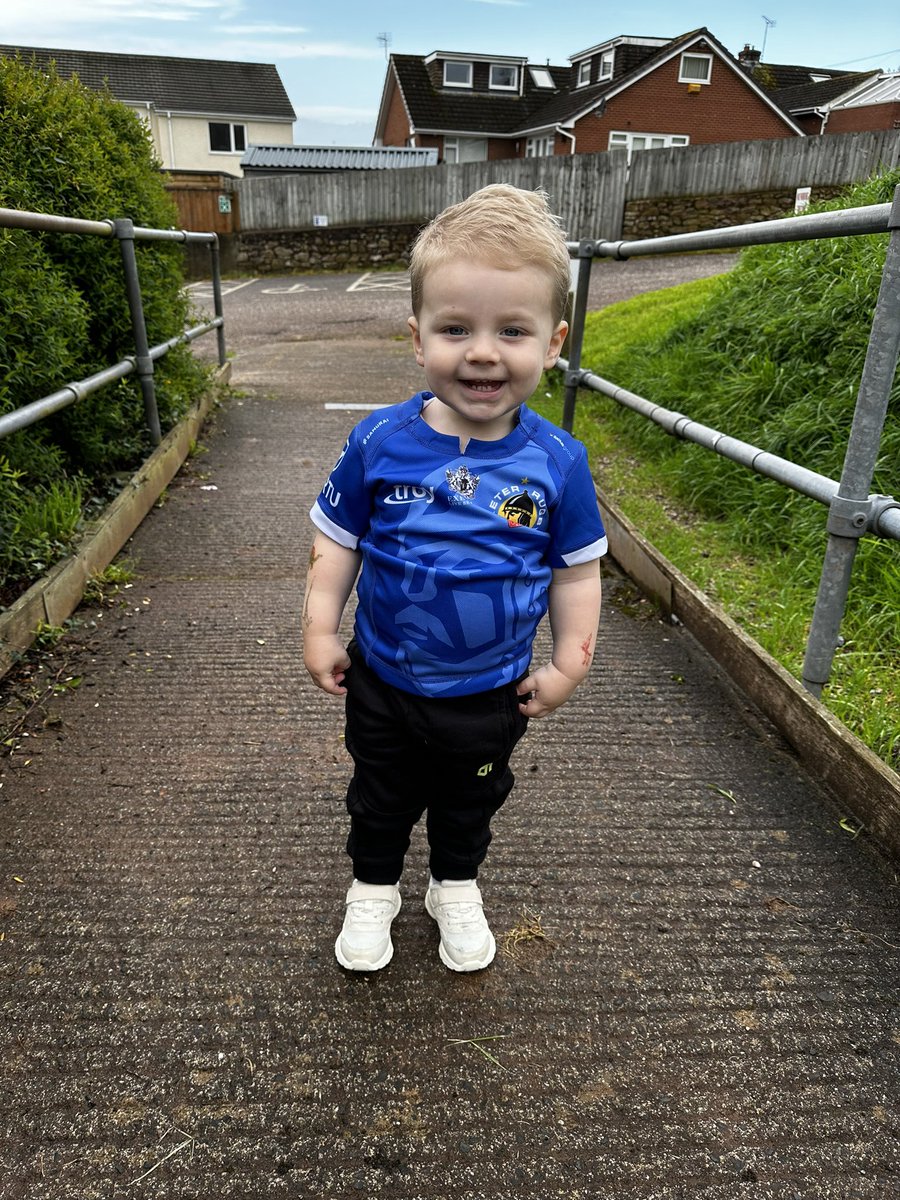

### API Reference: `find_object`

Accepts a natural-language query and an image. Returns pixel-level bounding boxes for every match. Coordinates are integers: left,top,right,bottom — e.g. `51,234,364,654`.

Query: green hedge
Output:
0,53,210,598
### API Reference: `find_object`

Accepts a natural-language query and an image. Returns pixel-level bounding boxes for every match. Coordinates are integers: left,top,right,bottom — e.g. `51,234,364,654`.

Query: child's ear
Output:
544,320,568,368
408,316,425,366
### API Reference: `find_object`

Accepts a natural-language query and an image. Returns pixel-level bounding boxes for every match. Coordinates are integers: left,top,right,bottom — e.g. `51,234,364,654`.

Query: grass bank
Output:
534,172,900,770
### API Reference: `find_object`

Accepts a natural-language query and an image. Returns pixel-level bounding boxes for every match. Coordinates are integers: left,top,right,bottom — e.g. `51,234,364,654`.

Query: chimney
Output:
739,44,762,69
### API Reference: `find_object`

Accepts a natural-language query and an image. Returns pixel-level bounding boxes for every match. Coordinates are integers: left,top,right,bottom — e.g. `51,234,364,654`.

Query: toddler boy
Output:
303,183,606,972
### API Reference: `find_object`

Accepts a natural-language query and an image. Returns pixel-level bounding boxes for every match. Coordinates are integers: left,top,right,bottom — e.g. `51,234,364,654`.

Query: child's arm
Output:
302,531,361,695
516,561,602,718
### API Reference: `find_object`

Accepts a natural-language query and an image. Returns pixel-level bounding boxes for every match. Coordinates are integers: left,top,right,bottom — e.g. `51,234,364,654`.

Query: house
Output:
734,44,882,135
801,73,900,135
241,144,438,176
768,72,881,134
373,28,804,162
0,44,296,176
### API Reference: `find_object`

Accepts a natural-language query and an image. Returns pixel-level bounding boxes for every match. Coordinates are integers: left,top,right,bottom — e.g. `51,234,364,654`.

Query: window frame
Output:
609,130,690,158
443,60,473,88
678,52,713,84
489,63,518,91
599,51,614,80
525,135,555,157
576,59,592,87
208,121,247,154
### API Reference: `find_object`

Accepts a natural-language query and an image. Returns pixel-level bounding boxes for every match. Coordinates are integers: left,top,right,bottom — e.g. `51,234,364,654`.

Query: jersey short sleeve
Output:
547,442,608,567
309,426,372,549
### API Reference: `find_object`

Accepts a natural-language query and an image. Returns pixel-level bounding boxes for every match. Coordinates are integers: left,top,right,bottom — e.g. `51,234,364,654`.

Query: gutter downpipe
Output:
166,111,176,169
556,125,576,154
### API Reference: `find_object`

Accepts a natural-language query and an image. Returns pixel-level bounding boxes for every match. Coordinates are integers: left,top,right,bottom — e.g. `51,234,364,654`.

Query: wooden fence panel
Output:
235,130,900,237
626,130,900,200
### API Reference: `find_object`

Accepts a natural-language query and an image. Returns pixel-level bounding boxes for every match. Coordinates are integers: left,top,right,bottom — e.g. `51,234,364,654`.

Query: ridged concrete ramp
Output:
1,334,898,1200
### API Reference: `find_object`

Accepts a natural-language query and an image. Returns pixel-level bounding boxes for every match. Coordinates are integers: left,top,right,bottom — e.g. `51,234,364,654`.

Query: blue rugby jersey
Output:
310,392,607,698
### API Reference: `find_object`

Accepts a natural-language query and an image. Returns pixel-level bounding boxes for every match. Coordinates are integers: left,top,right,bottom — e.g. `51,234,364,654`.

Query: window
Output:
529,66,555,89
609,130,689,159
490,64,518,90
576,59,591,87
443,60,472,88
599,51,614,80
679,53,712,84
525,136,555,157
209,122,246,153
443,137,487,163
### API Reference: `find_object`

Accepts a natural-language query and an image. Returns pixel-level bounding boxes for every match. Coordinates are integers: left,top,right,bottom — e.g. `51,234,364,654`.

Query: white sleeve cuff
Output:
310,501,360,550
561,535,608,566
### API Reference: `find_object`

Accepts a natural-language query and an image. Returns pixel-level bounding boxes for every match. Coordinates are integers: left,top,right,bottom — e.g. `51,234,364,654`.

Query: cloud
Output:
297,105,377,123
466,0,527,6
223,26,310,36
236,41,383,60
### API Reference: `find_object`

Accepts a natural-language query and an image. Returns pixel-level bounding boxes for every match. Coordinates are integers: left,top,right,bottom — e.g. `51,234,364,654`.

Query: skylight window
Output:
529,66,555,89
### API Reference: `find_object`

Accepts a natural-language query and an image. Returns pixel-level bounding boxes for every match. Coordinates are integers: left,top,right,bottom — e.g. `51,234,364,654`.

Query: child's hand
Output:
516,662,580,718
304,634,351,696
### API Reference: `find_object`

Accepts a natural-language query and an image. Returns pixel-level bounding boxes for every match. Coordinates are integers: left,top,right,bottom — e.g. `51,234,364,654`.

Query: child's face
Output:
408,259,567,443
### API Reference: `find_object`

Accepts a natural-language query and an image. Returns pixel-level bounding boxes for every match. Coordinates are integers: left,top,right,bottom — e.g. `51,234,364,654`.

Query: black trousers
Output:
342,641,529,885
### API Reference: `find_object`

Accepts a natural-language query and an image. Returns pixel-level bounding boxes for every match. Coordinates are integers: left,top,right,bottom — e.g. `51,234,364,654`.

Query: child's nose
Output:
465,334,500,363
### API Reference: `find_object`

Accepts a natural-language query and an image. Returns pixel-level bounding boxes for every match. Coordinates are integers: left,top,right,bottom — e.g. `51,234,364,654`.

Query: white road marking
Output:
346,271,410,292
260,283,326,294
324,403,390,411
186,278,259,298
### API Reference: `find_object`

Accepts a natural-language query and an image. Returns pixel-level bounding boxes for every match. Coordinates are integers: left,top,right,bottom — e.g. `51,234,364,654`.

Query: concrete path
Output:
1,309,898,1198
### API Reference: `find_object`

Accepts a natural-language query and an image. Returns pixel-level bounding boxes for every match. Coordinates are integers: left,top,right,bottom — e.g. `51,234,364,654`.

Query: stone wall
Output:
621,186,847,240
236,222,419,275
229,188,852,277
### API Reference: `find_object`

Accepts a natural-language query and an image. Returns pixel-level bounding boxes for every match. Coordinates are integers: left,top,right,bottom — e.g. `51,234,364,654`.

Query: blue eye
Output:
501,327,524,338
443,325,467,336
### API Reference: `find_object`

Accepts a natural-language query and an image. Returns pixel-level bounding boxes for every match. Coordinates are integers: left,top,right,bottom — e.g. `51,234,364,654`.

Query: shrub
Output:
0,53,210,600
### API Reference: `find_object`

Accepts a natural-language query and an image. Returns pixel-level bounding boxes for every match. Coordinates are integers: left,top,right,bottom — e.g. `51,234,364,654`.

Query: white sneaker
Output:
335,880,401,971
425,879,496,972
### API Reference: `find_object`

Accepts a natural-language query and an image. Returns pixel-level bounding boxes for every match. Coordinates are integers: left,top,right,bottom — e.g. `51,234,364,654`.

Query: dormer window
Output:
599,51,614,80
679,52,712,84
576,59,592,87
444,60,473,88
490,63,518,90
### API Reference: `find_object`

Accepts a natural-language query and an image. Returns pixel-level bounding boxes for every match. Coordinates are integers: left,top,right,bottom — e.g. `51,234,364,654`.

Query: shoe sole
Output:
335,895,401,972
425,890,496,972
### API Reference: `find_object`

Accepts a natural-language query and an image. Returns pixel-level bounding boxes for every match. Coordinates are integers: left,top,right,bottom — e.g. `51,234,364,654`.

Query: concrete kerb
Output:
0,363,231,679
598,487,900,862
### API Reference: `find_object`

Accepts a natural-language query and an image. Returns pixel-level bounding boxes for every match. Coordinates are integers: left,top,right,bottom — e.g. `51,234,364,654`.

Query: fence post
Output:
113,217,161,445
801,184,900,696
561,241,595,434
210,236,227,368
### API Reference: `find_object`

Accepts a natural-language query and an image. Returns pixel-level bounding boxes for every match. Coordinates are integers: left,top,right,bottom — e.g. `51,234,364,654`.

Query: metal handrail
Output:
560,185,900,698
0,207,226,446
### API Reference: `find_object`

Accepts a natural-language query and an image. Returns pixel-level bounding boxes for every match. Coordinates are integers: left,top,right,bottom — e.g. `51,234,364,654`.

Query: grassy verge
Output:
533,270,899,771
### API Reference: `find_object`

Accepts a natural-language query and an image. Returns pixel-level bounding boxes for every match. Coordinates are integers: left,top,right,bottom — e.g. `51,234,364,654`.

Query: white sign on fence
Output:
795,186,812,213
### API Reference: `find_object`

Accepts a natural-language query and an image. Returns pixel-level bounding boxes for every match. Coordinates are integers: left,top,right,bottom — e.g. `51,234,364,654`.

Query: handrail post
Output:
114,217,161,445
561,241,595,434
801,184,900,696
210,236,227,368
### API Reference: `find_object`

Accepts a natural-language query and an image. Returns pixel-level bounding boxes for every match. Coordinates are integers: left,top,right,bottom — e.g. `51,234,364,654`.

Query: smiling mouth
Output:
461,379,505,393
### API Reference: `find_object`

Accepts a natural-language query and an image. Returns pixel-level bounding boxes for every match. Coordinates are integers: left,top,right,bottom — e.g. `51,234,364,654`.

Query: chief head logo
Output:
498,492,538,528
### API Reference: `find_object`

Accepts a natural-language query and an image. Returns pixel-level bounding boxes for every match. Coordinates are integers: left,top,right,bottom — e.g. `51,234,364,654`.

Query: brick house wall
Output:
827,102,900,133
573,51,797,154
381,76,413,145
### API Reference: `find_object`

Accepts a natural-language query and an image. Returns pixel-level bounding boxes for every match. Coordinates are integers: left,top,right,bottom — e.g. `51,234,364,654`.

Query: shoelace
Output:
348,899,395,926
435,899,483,929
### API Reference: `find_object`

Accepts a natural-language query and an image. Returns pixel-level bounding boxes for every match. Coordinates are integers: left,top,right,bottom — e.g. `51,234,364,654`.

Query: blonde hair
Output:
408,183,571,323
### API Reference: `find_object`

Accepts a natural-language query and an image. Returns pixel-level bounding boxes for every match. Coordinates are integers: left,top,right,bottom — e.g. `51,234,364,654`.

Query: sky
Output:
4,1,899,146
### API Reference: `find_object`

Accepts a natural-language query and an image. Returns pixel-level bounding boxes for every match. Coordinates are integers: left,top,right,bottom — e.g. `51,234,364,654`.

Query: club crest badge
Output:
446,465,480,498
498,492,538,528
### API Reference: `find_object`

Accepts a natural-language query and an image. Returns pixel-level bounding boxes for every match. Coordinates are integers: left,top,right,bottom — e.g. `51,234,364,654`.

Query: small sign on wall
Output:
794,186,811,213
218,194,232,214
313,214,329,227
